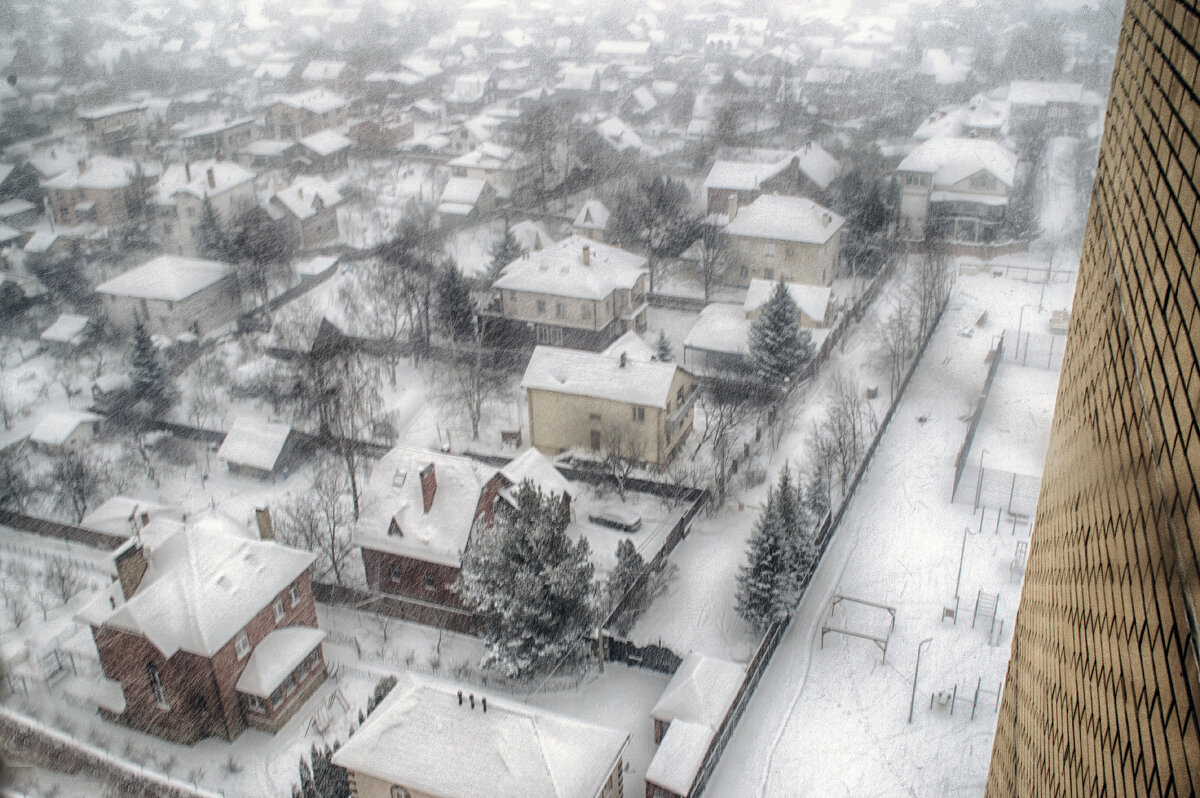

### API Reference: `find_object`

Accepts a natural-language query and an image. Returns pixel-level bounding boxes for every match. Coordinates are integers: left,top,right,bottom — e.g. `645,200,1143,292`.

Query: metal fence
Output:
951,338,1006,500
952,465,1041,518
1002,329,1066,370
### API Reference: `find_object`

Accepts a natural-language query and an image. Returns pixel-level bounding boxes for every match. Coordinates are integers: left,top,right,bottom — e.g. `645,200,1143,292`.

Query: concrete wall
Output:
729,231,840,287
100,272,241,337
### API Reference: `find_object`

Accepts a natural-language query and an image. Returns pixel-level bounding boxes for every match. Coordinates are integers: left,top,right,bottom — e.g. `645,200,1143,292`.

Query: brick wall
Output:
986,1,1200,794
361,547,465,608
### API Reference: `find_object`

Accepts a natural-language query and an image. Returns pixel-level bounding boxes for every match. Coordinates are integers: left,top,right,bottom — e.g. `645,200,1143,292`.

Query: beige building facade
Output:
987,1,1200,794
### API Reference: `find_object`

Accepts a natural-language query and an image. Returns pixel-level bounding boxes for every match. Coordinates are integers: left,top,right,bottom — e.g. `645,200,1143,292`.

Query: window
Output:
247,695,265,713
510,290,517,301
297,657,309,678
289,585,300,607
308,649,321,668
555,302,564,318
763,242,776,257
536,299,546,314
632,406,645,422
284,674,296,696
764,268,774,280
740,266,749,278
273,598,285,622
270,688,282,706
390,564,402,581
424,571,436,590
147,663,169,709
235,631,250,659
589,413,602,421
391,787,412,798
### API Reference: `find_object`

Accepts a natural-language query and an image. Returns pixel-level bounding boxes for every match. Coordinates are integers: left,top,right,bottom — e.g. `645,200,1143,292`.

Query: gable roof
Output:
494,235,645,301
572,199,610,231
29,410,101,447
725,195,844,245
896,137,1018,188
299,130,352,157
95,256,231,301
270,178,343,221
354,446,499,566
499,448,573,503
156,159,255,203
274,88,347,114
522,345,684,409
744,279,832,323
43,156,139,191
76,514,315,658
217,416,292,472
331,672,629,798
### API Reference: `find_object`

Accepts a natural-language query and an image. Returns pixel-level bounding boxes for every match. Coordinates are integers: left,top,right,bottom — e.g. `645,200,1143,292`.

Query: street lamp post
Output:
1016,303,1032,362
974,448,989,512
909,637,934,723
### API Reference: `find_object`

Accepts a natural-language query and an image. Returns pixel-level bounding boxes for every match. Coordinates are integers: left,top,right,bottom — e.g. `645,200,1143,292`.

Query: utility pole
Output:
909,637,933,723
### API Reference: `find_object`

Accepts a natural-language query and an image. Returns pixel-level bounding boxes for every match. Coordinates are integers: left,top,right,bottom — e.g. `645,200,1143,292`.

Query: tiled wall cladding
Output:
986,1,1200,795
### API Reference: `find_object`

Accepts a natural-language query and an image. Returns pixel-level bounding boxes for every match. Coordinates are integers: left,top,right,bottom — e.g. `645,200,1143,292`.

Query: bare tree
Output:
911,243,951,342
277,458,357,585
0,451,33,511
695,385,759,507
186,349,230,430
810,374,878,502
6,590,28,629
43,556,84,604
53,452,106,522
694,220,731,300
437,317,508,440
599,424,646,501
375,207,444,361
874,294,917,400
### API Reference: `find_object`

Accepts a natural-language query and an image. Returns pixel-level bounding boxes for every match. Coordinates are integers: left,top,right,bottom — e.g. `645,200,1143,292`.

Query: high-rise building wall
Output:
986,1,1200,795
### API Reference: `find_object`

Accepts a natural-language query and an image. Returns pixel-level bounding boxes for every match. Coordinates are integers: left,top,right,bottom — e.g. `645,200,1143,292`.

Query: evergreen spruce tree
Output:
805,465,830,522
748,280,814,389
458,480,596,678
606,537,648,635
487,221,525,285
129,321,175,418
195,197,229,261
655,330,673,362
435,261,475,342
735,485,787,633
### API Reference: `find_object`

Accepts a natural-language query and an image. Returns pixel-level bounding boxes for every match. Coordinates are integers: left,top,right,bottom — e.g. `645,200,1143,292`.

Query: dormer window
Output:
235,631,250,659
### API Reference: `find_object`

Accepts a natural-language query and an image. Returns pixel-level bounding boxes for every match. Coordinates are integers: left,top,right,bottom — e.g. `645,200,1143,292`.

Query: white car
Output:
588,505,642,532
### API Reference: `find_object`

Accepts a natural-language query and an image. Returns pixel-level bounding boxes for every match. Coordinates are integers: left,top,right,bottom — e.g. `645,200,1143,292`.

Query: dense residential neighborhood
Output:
0,0,1117,795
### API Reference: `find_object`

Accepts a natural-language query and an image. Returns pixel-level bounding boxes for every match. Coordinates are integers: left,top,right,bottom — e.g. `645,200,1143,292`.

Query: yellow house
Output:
725,195,844,287
331,672,629,798
521,343,696,466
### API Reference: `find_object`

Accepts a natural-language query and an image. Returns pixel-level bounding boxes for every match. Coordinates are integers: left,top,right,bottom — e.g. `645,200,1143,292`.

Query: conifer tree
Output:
195,196,229,261
488,220,525,285
736,484,788,633
129,321,175,418
655,330,673,362
606,538,648,635
748,279,814,388
435,261,475,342
458,480,596,678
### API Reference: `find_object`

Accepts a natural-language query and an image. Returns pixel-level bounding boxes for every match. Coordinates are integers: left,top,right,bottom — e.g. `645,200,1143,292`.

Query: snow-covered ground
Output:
704,267,1070,797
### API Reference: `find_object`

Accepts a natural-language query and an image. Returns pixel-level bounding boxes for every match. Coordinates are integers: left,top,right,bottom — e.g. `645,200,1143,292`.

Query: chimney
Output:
215,150,225,163
185,162,192,182
255,507,274,541
298,186,304,199
482,697,487,713
77,159,88,175
458,690,463,705
728,194,738,221
619,351,627,368
821,212,832,227
469,694,475,709
207,167,216,189
582,244,590,266
420,463,437,513
114,542,149,600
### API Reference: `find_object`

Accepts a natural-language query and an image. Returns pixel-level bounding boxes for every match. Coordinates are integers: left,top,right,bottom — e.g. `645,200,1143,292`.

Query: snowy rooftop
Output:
603,330,658,363
156,159,255,202
81,496,174,537
355,446,499,566
271,178,343,221
500,448,573,504
744,280,832,323
510,220,552,252
595,39,652,56
299,130,352,156
241,139,297,156
494,235,645,301
331,672,629,798
275,88,348,114
522,345,683,409
77,102,144,119
704,160,784,192
572,199,610,231
645,719,712,794
301,59,346,82
725,195,844,245
439,177,488,207
595,117,649,154
29,410,101,447
684,303,748,355
43,156,138,191
652,652,745,726
181,116,255,139
95,256,231,301
897,137,1018,188
235,626,326,697
447,142,518,170
295,255,339,277
217,416,292,473
77,514,315,658
1008,80,1084,107
40,313,91,344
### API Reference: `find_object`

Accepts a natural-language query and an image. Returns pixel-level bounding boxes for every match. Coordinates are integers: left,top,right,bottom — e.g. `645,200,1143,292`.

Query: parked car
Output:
588,505,642,532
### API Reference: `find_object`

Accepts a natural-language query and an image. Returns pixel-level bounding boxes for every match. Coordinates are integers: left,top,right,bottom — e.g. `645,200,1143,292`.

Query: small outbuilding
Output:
217,416,299,479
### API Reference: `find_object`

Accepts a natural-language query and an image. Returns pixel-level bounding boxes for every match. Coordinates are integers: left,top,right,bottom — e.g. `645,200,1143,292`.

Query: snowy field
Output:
704,268,1070,797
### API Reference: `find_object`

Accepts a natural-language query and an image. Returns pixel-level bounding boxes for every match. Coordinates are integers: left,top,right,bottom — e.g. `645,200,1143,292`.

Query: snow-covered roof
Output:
595,117,648,153
652,652,745,726
40,313,91,345
299,130,352,156
1008,80,1084,107
81,496,174,537
572,199,610,231
494,235,645,301
355,446,499,566
602,330,658,363
704,160,782,192
744,280,832,323
77,102,144,120
629,86,658,114
43,156,138,191
522,345,683,409
725,195,844,245
500,448,573,503
794,143,840,191
241,139,297,157
446,72,493,104
509,220,551,252
439,177,488,207
29,410,101,447
181,116,255,139
557,65,599,92
217,416,292,472
235,626,326,697
156,159,255,202
331,672,629,798
684,303,749,355
0,223,19,244
447,142,518,170
437,202,476,217
255,60,294,80
0,198,32,219
271,178,343,221
95,256,231,301
77,514,315,658
897,137,1018,188
645,719,712,795
301,59,346,82
274,88,347,114
295,255,339,277
595,39,651,57
90,677,127,714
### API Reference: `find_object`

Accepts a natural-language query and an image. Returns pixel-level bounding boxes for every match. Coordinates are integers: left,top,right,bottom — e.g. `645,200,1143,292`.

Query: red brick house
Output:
76,513,326,744
356,447,574,609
